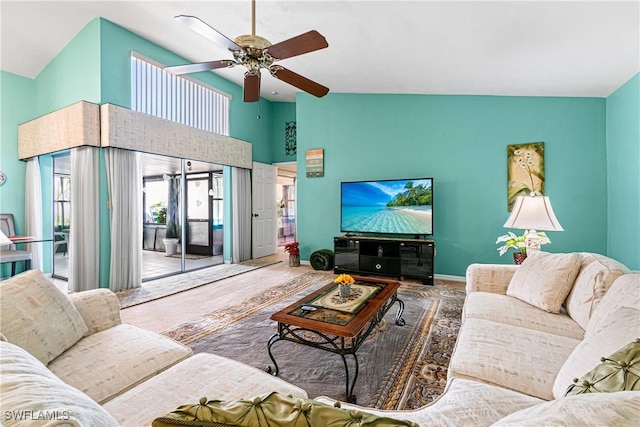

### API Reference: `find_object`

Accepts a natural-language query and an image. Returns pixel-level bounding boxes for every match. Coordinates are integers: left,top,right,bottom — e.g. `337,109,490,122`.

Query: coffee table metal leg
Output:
265,333,281,376
342,352,359,404
395,298,406,326
266,327,360,403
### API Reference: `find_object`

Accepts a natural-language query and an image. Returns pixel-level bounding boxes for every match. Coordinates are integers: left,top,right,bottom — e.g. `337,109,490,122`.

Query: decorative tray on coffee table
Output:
307,283,381,314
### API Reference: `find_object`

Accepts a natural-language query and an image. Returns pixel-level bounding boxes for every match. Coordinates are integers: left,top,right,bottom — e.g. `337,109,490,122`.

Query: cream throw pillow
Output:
0,270,88,364
586,273,640,337
506,252,582,313
564,255,629,330
552,306,640,399
0,341,119,426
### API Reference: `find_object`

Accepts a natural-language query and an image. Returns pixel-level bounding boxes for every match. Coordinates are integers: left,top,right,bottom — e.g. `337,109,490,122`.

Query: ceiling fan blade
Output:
175,15,241,51
243,72,261,102
270,66,329,98
164,60,235,75
266,30,328,60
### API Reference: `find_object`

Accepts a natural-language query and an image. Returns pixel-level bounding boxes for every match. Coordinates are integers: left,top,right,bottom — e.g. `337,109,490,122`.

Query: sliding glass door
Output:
183,170,224,271
185,174,210,256
142,169,182,280
52,155,70,280
141,154,224,281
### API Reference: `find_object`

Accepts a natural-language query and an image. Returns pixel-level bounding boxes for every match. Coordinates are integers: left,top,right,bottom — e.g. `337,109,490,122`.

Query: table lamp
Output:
504,194,564,254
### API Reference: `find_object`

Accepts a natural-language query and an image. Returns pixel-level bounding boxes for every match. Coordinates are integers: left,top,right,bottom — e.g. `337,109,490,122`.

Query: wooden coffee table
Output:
266,276,405,403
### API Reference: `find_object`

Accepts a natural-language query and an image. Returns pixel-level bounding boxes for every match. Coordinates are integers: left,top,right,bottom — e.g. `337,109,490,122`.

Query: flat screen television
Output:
340,178,433,236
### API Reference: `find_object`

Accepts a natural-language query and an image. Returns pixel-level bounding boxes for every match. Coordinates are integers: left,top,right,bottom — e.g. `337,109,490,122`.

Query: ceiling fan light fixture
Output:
233,34,271,50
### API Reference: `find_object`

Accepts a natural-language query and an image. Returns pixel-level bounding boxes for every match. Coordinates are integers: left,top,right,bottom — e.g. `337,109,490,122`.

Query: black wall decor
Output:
285,121,297,156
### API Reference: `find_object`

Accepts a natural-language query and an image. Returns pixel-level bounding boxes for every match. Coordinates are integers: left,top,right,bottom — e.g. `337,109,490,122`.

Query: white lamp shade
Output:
504,195,564,231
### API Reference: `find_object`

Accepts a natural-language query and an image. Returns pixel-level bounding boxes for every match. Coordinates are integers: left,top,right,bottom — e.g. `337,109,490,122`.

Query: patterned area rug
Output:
116,258,281,308
162,271,465,410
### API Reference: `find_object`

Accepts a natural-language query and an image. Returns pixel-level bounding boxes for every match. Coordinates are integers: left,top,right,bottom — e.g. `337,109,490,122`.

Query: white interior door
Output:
252,162,277,258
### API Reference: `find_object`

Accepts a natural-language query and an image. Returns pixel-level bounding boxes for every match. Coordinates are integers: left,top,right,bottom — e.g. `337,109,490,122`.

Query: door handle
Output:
253,213,259,217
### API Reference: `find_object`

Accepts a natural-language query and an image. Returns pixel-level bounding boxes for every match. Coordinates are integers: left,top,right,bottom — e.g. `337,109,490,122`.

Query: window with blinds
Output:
131,53,230,135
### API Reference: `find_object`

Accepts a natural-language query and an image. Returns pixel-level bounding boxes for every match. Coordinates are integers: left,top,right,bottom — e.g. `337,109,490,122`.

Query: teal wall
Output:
270,102,297,163
1,16,637,280
35,18,101,116
0,72,36,277
0,72,35,226
296,93,608,277
606,73,640,270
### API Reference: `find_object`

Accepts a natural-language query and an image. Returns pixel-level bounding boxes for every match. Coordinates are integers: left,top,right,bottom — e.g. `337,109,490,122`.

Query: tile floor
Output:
53,249,224,291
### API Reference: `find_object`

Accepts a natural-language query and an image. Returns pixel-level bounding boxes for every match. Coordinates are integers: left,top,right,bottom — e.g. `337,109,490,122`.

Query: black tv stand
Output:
334,236,435,285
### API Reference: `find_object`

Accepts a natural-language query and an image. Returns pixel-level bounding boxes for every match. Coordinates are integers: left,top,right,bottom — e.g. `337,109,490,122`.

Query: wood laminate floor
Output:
121,250,314,333
121,249,465,334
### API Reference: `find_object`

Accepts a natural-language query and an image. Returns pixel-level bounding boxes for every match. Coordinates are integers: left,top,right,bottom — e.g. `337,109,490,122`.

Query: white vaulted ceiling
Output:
1,1,638,102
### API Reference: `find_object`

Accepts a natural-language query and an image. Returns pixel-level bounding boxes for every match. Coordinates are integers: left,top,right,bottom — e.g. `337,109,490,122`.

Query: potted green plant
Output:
496,231,550,264
155,206,167,224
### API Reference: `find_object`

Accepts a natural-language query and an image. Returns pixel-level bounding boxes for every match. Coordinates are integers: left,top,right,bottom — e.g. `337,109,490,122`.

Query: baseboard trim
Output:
435,273,465,282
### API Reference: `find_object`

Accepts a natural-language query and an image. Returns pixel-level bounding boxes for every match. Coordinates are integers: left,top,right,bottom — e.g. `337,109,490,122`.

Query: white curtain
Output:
232,167,252,263
24,157,43,270
105,148,142,292
69,147,100,292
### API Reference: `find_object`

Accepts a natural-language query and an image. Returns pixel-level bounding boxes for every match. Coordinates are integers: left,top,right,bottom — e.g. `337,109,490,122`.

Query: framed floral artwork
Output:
507,142,545,211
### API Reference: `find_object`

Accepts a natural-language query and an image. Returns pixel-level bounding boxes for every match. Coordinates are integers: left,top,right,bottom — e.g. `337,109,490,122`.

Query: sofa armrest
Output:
465,263,519,295
68,289,122,335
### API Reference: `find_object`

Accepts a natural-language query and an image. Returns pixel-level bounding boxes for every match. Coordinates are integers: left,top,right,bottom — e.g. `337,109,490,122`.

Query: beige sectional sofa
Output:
316,252,640,425
1,253,639,426
0,270,306,426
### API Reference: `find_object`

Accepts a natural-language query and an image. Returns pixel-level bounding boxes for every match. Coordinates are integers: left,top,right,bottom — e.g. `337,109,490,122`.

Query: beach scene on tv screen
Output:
341,179,433,235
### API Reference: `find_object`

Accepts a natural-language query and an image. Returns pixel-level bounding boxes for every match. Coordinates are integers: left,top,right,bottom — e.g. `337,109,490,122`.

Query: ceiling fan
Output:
165,0,329,102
